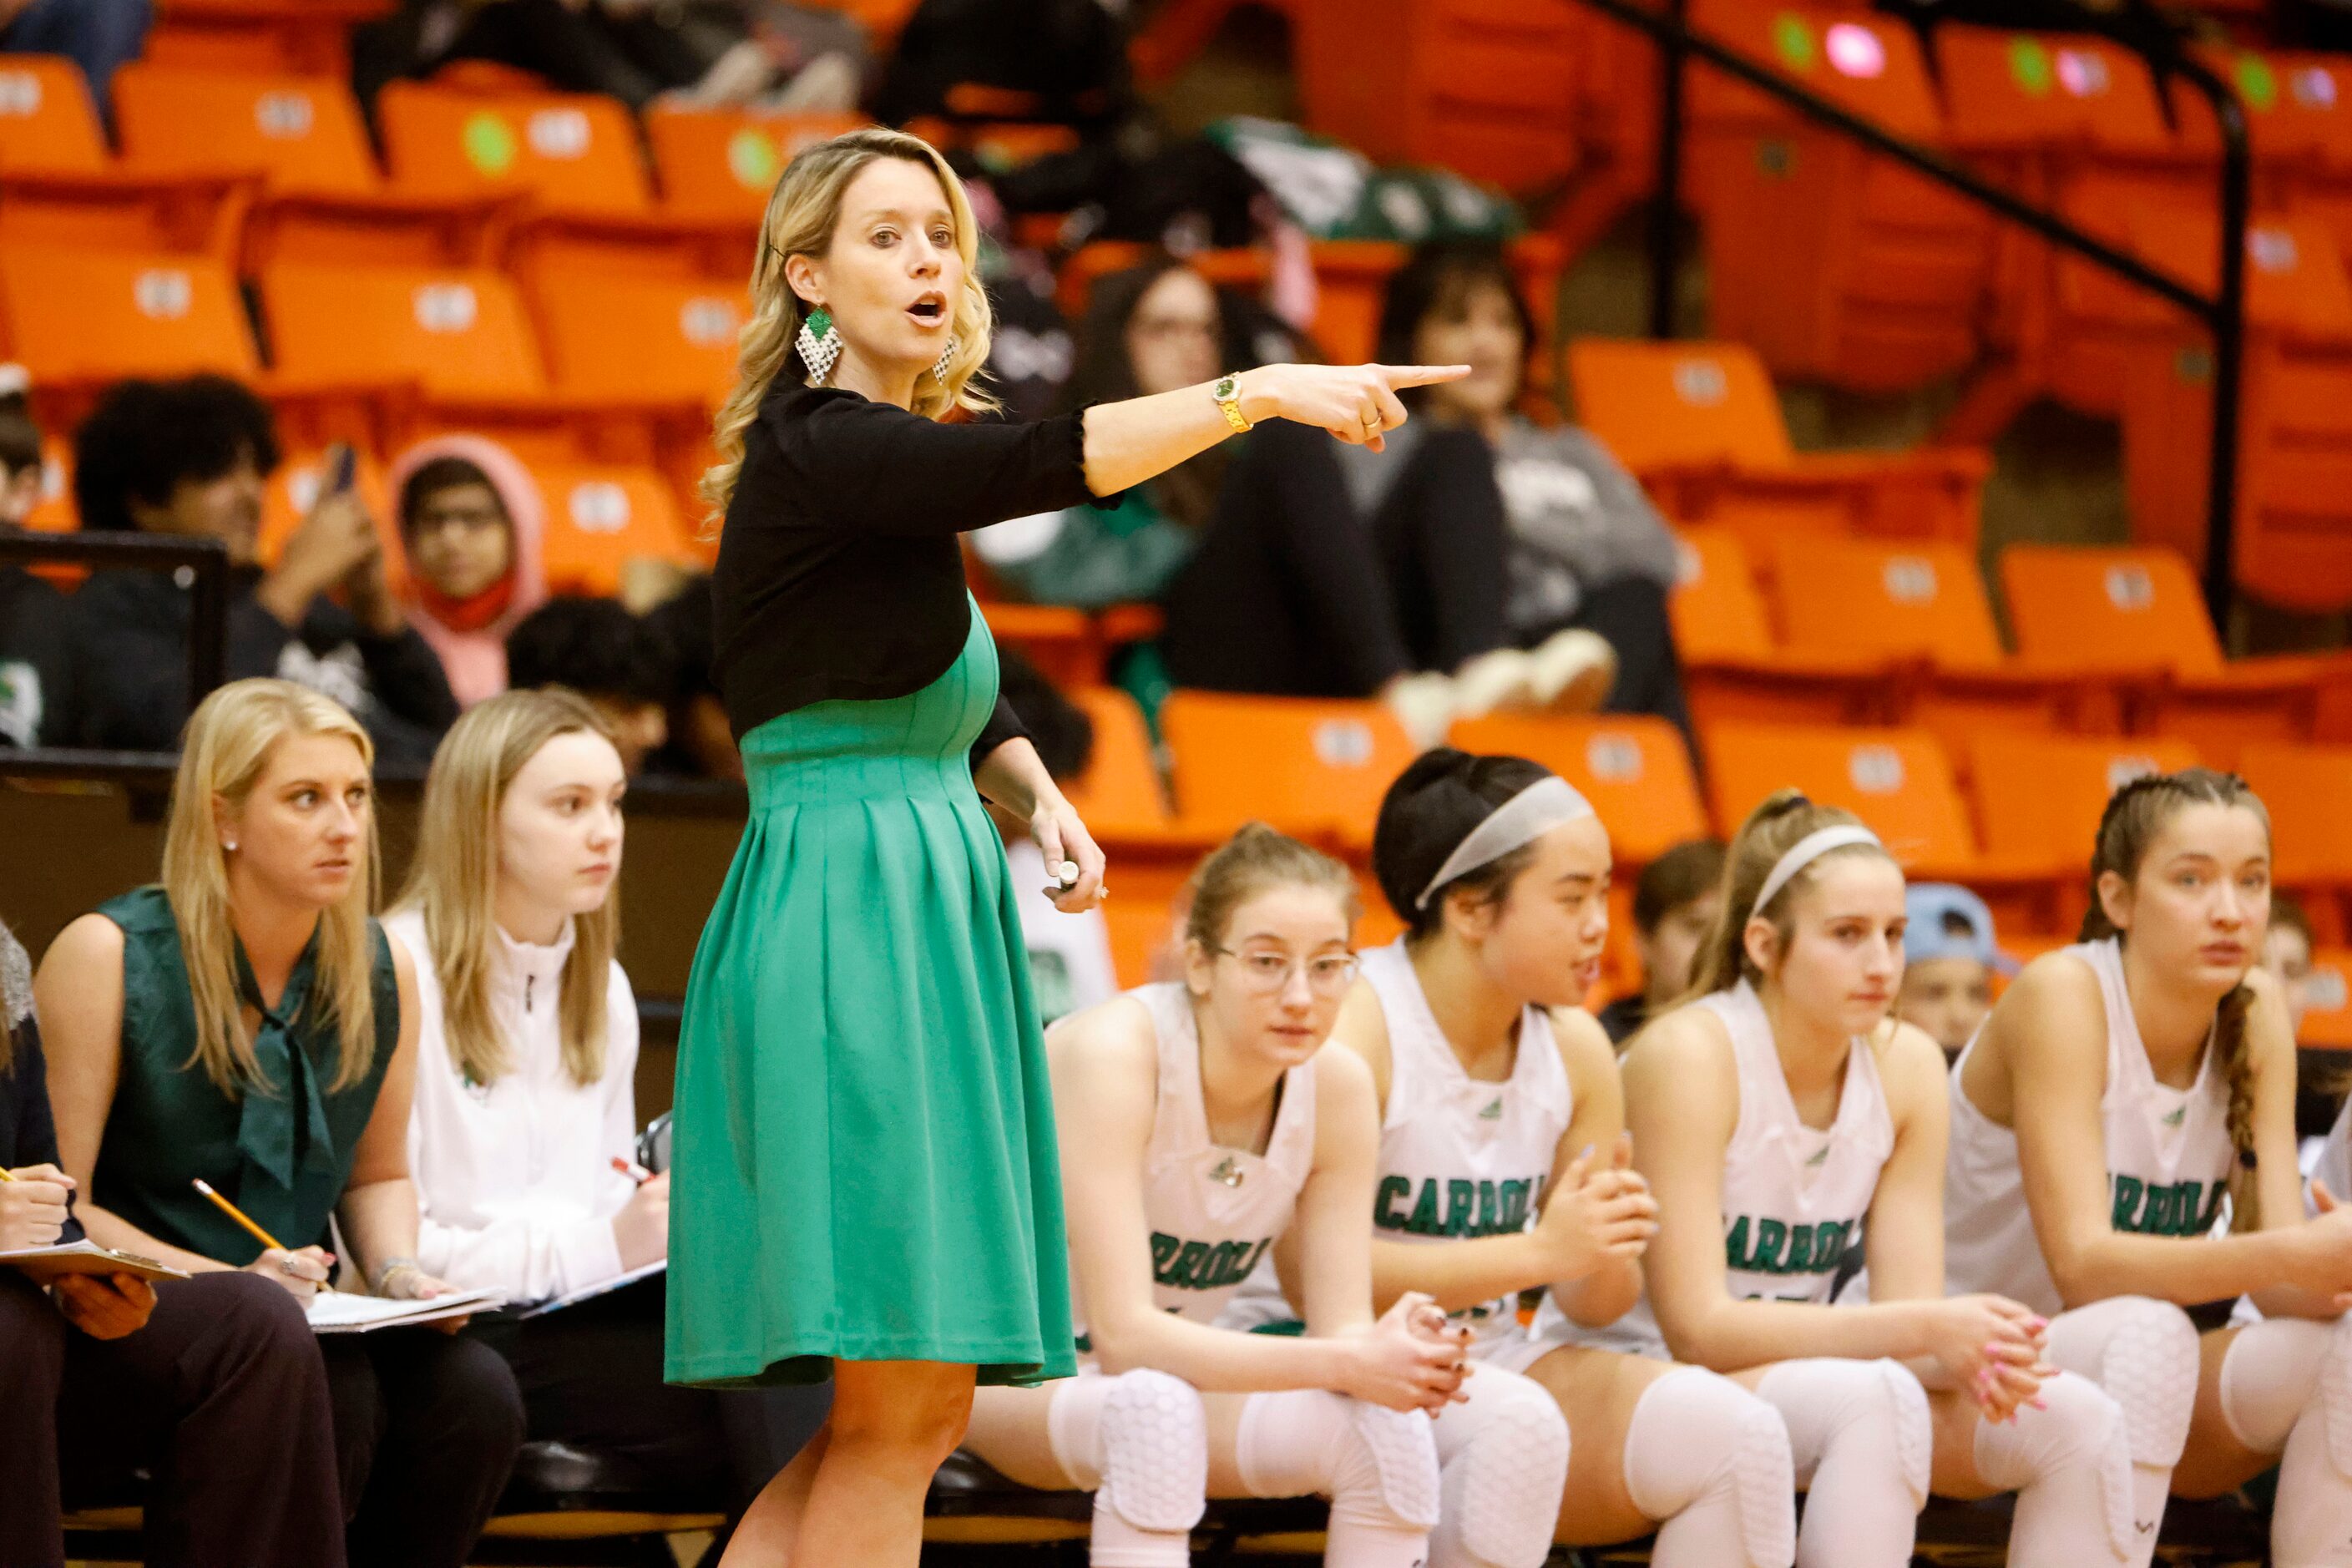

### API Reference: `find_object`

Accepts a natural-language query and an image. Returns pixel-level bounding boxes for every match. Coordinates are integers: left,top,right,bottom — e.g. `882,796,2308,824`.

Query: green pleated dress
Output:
665,598,1077,1388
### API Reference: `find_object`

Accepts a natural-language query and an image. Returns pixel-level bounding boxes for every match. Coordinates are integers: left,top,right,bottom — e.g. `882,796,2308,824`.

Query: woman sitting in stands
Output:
385,434,550,711
33,677,524,1568
390,686,827,1525
970,253,1603,743
962,824,1466,1567
0,911,346,1568
1378,242,1692,738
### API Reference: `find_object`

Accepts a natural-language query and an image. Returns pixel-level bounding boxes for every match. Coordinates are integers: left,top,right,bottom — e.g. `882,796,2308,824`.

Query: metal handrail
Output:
1599,0,2249,626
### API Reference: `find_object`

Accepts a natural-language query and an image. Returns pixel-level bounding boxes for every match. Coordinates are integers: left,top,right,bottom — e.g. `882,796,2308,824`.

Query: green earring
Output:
797,306,842,384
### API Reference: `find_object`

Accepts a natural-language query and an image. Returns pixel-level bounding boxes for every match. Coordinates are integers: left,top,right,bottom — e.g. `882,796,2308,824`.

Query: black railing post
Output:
1648,0,1688,339
2166,53,2252,634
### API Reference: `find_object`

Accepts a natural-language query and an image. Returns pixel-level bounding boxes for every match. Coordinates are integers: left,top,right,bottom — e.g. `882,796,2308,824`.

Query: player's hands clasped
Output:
1237,364,1472,453
1535,1134,1660,1282
1921,1293,2051,1424
1343,1291,1474,1415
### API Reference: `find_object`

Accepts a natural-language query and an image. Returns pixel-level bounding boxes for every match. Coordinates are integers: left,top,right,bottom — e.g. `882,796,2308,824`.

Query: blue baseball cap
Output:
1904,884,2017,974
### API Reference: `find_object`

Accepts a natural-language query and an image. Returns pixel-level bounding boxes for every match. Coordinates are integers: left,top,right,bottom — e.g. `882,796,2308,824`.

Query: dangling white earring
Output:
796,306,842,386
224,839,237,852
932,335,959,383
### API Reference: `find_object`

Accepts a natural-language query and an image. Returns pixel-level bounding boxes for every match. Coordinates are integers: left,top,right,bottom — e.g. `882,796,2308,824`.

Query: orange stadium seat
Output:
113,63,379,195
645,107,867,220
0,56,109,173
2236,746,2352,934
1060,687,1174,842
1702,721,1980,878
1565,337,1990,546
1686,3,1993,393
377,80,653,217
1963,731,2203,932
1159,691,1416,852
1447,711,1706,865
530,271,745,407
1667,526,1884,728
1999,544,2317,750
0,245,259,382
260,259,547,402
532,462,702,597
144,0,390,77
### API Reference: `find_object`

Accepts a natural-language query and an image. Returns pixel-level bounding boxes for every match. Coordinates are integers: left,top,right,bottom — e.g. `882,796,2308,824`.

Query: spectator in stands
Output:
1896,883,2007,1060
0,387,69,748
389,688,827,1526
641,575,741,781
0,913,347,1568
2266,893,2314,1039
387,435,549,712
33,679,525,1568
0,0,147,125
974,254,1530,745
992,648,1116,1024
504,595,675,776
64,377,459,768
1596,837,1725,1044
1380,242,1693,736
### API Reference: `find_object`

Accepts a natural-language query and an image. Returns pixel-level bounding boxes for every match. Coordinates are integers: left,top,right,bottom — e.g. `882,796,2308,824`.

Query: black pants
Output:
1161,421,1509,698
1526,575,1694,743
322,1320,525,1568
470,1276,832,1512
0,1268,345,1568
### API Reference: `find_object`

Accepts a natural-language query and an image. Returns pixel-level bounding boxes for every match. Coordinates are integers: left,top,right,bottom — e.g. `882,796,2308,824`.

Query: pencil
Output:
191,1178,286,1253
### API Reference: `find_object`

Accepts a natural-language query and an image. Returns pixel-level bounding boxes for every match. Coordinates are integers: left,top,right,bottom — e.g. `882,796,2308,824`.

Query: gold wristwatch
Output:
1212,372,1252,433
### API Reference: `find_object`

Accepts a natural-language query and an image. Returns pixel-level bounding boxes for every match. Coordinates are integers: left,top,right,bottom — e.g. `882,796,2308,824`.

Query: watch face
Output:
1214,376,1237,399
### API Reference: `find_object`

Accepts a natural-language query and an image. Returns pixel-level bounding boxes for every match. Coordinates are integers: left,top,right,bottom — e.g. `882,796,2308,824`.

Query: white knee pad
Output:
1429,1367,1570,1568
1237,1388,1442,1530
1756,1358,1930,1508
1621,1366,1797,1568
1047,1368,1209,1535
1973,1369,2136,1560
2046,1297,2201,1470
2221,1315,2352,1465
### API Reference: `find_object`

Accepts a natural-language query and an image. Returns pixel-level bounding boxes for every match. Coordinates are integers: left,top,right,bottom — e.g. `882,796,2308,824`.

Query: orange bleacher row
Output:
1283,0,2352,610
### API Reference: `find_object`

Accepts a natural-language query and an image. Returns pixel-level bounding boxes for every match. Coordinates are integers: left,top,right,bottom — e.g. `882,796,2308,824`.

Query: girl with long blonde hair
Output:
667,122,1471,1566
33,677,524,1568
390,686,826,1525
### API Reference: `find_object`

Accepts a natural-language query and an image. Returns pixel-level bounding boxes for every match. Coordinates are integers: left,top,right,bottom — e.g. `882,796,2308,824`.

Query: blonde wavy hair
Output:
395,688,621,1090
163,679,381,1095
700,127,996,529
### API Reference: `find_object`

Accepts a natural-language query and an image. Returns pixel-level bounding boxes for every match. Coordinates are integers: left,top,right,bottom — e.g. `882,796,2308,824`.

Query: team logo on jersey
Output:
2162,1104,2187,1128
1208,1155,1245,1188
2109,1173,2226,1237
1151,1232,1272,1292
1479,1098,1504,1121
1724,1215,1859,1277
1805,1144,1830,1167
1375,1174,1546,1238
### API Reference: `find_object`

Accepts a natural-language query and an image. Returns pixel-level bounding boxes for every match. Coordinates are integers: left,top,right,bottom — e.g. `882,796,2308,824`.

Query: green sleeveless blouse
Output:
94,886,398,1266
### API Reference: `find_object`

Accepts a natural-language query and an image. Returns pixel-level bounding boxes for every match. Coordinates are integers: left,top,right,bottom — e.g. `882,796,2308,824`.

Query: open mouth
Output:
907,293,947,326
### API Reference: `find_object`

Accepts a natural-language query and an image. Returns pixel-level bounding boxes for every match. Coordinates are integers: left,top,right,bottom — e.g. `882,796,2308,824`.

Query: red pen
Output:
611,1156,655,1185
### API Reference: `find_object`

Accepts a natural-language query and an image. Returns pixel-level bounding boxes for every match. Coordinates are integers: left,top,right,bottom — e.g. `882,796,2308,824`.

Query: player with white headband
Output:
1227,749,1798,1568
1947,767,2352,1568
1535,787,2141,1568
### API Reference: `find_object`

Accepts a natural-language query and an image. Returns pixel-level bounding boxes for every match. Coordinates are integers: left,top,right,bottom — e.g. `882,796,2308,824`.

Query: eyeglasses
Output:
1211,948,1360,995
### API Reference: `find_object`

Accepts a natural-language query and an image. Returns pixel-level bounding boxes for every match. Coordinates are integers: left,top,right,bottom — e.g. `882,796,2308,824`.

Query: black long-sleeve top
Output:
711,383,1100,761
0,1016,85,1244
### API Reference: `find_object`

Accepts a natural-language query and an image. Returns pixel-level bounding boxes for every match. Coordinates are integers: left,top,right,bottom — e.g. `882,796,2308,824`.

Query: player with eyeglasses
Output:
962,822,1469,1568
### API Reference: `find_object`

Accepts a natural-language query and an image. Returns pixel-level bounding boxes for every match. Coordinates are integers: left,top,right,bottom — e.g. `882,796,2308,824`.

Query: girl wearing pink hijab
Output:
387,435,549,708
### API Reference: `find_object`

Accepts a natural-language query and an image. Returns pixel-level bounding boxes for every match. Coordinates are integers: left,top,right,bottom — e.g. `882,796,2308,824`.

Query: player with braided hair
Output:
1947,766,2352,1566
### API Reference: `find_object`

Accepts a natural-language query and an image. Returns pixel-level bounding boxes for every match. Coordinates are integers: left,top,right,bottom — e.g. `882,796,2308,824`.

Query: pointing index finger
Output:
1375,363,1472,388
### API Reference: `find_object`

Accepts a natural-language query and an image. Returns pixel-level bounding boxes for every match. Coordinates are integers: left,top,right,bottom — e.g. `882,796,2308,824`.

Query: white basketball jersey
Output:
1072,984,1319,1339
1945,936,2234,1317
1358,939,1576,1352
1547,979,1893,1358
